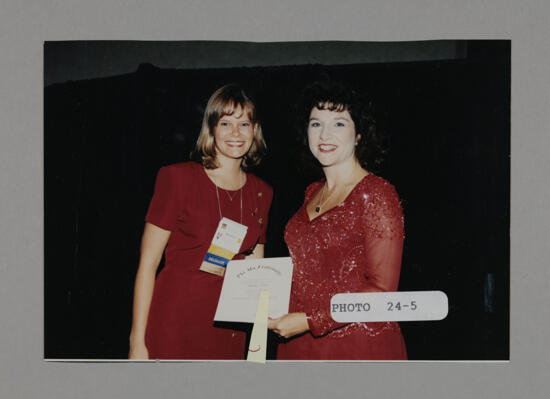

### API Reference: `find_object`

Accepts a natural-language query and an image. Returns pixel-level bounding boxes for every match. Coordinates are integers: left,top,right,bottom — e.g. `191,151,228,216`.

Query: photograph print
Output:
44,40,510,360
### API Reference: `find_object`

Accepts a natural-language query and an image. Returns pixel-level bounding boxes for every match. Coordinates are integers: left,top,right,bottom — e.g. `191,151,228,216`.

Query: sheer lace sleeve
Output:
360,180,404,292
306,300,347,336
305,178,404,337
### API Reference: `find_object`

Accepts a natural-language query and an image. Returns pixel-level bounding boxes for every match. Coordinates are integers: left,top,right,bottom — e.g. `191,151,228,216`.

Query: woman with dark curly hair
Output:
268,79,407,360
129,84,272,360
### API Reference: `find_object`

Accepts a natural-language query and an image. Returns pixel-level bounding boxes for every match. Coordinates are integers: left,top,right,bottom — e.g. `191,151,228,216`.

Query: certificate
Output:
214,257,294,323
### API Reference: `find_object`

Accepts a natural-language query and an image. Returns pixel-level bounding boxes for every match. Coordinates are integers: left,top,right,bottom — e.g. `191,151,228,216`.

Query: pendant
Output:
315,206,321,213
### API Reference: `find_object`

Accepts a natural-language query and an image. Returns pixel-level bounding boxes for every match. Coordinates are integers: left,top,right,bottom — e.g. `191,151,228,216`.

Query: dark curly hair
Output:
295,77,386,178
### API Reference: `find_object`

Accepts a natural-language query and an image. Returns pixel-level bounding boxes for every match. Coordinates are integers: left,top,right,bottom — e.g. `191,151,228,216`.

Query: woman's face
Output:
307,106,359,168
213,106,256,162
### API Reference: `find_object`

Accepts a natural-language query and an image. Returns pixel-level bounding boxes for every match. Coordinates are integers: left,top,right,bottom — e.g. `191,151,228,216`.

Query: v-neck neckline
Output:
304,173,371,223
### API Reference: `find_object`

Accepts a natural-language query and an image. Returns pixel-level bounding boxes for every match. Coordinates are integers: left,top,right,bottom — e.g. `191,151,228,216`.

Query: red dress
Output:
277,174,407,360
144,162,272,359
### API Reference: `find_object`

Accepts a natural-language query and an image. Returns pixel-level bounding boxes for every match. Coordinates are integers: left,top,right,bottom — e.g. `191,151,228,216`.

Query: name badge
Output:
200,217,248,276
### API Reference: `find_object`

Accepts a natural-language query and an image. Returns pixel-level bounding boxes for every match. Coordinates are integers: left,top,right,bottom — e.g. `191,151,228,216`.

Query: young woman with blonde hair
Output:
129,84,272,360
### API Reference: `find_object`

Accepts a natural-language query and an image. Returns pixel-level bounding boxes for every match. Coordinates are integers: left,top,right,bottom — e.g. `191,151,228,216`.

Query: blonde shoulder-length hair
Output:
190,84,266,170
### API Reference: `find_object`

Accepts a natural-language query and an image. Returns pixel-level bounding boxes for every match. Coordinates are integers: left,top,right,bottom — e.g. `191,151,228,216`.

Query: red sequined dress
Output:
143,162,272,359
277,174,407,360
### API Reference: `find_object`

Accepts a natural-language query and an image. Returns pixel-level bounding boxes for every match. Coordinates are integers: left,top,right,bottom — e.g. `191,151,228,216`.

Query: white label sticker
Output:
330,291,448,322
212,217,248,254
200,217,248,276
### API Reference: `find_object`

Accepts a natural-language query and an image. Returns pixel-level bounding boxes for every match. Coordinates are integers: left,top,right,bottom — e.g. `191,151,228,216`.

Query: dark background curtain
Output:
44,40,509,360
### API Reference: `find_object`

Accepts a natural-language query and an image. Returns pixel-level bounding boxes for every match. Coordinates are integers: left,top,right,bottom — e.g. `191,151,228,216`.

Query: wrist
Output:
303,312,315,333
300,312,311,331
129,333,145,346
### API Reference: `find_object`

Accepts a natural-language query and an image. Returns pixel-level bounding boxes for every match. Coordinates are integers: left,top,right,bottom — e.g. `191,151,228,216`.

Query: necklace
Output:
223,189,237,201
315,170,370,214
214,170,243,224
315,183,335,214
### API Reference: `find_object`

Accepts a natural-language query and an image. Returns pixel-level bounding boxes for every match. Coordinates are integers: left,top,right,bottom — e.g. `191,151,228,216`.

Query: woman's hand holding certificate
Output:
267,312,309,339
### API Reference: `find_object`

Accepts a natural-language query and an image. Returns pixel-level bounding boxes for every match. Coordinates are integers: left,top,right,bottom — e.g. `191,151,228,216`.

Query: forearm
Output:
129,265,157,345
304,274,395,336
245,243,264,259
360,278,397,293
129,223,170,346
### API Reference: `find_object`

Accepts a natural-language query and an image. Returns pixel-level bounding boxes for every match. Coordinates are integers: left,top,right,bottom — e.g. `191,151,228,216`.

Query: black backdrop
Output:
44,41,509,360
